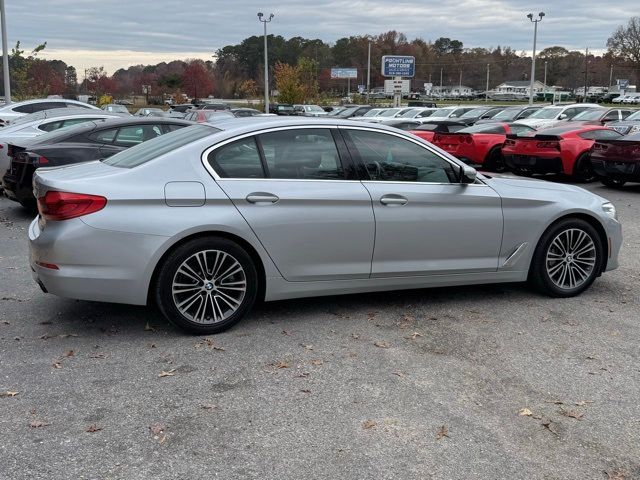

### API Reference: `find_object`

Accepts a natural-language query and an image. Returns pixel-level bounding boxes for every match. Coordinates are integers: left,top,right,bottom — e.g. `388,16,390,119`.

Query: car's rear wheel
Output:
155,237,258,334
572,154,596,182
601,177,626,188
529,218,604,297
483,147,507,173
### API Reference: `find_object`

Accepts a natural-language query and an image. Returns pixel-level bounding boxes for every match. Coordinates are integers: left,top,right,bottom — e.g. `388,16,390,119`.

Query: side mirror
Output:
558,113,568,120
459,164,477,184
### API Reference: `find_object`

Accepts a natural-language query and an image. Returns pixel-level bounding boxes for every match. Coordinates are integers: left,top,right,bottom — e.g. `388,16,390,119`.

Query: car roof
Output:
0,98,93,111
535,124,608,135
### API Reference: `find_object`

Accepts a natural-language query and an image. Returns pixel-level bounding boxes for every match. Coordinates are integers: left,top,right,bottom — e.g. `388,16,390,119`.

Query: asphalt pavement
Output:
1,180,639,480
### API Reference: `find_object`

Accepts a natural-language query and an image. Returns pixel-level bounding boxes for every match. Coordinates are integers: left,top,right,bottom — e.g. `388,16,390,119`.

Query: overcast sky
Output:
5,0,635,73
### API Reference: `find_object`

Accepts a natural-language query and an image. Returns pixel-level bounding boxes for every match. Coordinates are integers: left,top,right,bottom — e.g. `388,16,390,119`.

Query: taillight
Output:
536,141,561,150
593,143,608,151
37,191,107,221
35,155,49,165
504,139,516,147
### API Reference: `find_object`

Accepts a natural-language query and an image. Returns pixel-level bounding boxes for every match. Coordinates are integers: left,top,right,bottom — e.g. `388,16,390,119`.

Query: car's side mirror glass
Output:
559,113,568,120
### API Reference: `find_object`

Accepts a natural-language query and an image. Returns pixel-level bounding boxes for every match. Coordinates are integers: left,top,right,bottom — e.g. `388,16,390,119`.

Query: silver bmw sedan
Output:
29,118,622,334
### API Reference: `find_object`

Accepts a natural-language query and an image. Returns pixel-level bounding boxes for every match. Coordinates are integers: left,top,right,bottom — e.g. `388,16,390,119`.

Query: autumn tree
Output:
237,79,259,98
274,62,305,104
181,60,214,100
607,17,640,84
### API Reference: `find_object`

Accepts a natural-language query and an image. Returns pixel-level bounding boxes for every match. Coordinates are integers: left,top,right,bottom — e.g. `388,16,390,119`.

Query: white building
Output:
431,85,474,97
494,80,551,96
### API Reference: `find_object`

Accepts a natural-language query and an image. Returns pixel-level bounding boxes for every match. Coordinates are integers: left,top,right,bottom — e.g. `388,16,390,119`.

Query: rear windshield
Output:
459,124,506,134
626,110,640,121
103,124,219,168
572,109,606,121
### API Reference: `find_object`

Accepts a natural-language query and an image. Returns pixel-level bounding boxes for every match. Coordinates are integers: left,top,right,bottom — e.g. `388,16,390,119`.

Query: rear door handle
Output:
246,192,279,204
380,195,408,206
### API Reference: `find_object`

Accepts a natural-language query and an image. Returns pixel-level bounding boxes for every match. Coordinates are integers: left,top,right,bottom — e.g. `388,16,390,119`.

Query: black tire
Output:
600,177,626,189
483,147,507,173
155,237,258,334
513,168,533,177
529,218,604,297
572,153,596,182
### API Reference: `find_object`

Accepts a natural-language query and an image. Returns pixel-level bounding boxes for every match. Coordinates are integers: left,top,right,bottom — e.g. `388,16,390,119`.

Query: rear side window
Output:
90,128,117,143
259,129,344,180
13,104,33,114
38,120,63,132
208,137,265,178
113,124,162,146
579,130,622,141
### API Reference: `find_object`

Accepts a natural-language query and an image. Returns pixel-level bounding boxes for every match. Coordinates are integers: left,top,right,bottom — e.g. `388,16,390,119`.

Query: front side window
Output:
344,129,458,183
114,124,162,146
208,137,264,178
90,128,117,143
38,120,63,132
259,129,343,180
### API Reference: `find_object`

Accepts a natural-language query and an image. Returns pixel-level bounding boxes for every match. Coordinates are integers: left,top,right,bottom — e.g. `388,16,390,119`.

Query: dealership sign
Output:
330,68,358,79
381,56,415,78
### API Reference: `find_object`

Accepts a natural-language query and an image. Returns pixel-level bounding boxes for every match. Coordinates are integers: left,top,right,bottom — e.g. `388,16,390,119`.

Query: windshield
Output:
336,107,359,117
461,108,489,118
572,109,606,121
528,107,562,119
305,105,324,112
430,108,455,117
625,110,640,121
104,105,129,113
492,108,521,120
103,124,219,168
399,109,421,118
379,108,402,117
362,109,383,117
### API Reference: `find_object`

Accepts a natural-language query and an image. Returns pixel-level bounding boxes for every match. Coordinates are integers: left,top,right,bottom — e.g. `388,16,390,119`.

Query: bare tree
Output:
607,17,640,85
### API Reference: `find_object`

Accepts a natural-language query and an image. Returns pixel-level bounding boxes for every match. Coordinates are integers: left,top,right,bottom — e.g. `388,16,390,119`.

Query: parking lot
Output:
0,179,638,479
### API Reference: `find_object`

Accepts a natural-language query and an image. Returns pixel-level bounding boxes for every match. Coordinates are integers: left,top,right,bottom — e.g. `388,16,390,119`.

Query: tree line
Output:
2,17,639,102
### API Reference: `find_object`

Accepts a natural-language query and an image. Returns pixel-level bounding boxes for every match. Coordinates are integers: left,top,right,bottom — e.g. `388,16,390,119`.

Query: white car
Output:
349,108,387,122
514,103,600,129
0,109,116,178
292,105,328,117
0,98,98,126
424,106,477,122
396,107,438,120
363,107,416,123
622,95,640,105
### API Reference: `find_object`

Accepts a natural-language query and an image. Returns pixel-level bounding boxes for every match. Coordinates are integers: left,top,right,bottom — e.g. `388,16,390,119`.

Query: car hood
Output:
485,174,608,202
514,118,558,128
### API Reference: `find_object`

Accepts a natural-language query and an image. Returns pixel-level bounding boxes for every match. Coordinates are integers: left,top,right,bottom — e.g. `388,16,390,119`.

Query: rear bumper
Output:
592,158,640,182
504,154,563,174
28,217,168,305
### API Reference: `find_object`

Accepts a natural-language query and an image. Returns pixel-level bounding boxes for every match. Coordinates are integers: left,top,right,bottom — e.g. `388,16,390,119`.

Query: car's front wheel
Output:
529,218,604,297
155,237,258,334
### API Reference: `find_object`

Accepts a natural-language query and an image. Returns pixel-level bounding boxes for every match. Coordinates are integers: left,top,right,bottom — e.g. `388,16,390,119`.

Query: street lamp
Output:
257,12,274,114
527,11,545,106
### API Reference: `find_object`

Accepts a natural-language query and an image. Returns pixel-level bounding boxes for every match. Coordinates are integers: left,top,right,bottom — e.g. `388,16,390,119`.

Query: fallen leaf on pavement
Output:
559,408,584,420
362,420,377,429
575,400,593,406
30,420,50,428
541,419,558,435
149,424,164,435
86,424,102,433
405,332,422,340
90,353,107,359
301,344,314,351
392,371,405,377
374,341,390,348
281,330,291,336
310,359,323,366
436,425,449,439
200,404,217,410
64,350,75,357
300,389,311,394
144,322,156,332
606,469,628,480
519,408,533,416
52,360,62,369
0,391,19,397
296,372,310,378
159,369,176,377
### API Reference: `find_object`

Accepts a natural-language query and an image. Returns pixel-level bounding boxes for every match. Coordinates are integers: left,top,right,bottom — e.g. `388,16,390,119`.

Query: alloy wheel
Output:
545,228,596,290
171,249,247,324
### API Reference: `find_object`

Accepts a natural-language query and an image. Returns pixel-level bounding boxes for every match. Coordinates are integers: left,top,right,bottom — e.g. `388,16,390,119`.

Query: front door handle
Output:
380,195,408,206
246,192,279,204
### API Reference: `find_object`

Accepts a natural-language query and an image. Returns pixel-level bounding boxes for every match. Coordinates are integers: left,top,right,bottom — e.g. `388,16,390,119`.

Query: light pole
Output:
526,11,545,106
543,60,547,102
257,12,274,114
1,0,10,103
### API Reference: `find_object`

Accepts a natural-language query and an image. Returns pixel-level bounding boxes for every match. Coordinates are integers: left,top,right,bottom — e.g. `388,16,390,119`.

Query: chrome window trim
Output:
200,125,346,182
338,125,489,187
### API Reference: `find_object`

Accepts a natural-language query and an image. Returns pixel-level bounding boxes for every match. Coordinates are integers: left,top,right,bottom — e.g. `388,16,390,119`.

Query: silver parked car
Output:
29,118,622,334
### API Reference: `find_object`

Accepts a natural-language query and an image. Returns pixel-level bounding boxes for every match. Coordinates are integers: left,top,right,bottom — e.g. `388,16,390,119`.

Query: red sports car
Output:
429,122,535,172
409,120,468,143
591,131,640,188
502,124,623,181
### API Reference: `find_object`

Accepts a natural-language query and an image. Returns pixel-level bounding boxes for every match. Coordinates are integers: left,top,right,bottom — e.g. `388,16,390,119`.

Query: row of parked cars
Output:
0,98,639,216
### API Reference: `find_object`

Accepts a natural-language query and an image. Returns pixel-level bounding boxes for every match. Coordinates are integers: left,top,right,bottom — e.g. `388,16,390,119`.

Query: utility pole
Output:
1,0,10,103
527,12,545,105
366,41,371,103
485,63,490,102
608,64,613,90
439,67,443,100
257,12,274,113
543,61,547,101
583,47,589,103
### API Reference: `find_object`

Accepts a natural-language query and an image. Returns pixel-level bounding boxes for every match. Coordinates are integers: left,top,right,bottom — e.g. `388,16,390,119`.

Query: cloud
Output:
5,0,635,72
